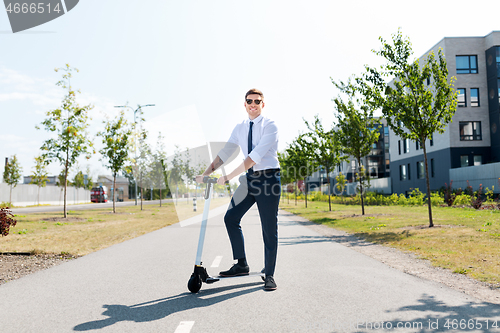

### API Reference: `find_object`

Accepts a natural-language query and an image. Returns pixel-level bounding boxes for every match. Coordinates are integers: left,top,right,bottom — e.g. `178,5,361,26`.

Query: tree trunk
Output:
38,186,40,206
294,181,297,206
140,187,143,211
113,174,116,213
64,156,69,218
305,179,308,208
358,158,365,215
423,142,434,227
160,188,162,207
327,166,331,211
9,185,12,207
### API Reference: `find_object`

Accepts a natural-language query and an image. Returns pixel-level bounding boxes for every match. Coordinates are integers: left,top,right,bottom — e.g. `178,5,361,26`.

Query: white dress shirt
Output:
217,114,280,171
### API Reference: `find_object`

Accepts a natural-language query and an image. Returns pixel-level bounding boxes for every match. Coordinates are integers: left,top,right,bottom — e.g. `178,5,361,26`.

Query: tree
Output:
278,151,293,204
136,128,152,210
84,166,94,191
151,132,169,207
284,135,317,208
0,207,17,237
37,65,94,218
169,146,185,204
360,29,457,227
3,155,22,206
72,169,85,204
302,115,345,211
98,110,133,213
30,154,49,206
331,81,380,215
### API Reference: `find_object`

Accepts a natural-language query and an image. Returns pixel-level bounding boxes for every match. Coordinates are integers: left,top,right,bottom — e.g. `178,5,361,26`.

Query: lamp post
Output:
114,104,155,205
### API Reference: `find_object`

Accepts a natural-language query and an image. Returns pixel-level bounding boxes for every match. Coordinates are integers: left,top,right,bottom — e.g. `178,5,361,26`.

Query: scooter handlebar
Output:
194,176,218,184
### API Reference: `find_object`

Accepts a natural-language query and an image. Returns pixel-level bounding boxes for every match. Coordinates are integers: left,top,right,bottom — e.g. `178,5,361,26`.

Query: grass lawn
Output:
1,198,230,256
280,199,500,285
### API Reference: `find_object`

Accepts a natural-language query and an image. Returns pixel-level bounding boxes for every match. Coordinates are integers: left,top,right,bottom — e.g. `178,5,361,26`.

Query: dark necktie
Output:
248,121,254,174
248,121,253,154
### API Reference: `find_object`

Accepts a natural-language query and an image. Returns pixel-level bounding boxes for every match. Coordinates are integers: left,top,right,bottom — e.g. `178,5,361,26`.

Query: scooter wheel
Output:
188,274,202,293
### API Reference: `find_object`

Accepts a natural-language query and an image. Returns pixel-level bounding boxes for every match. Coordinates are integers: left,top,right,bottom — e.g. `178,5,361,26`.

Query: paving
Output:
1,205,500,332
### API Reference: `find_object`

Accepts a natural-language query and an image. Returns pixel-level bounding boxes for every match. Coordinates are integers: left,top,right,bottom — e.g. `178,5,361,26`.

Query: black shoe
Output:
219,263,249,277
264,275,277,291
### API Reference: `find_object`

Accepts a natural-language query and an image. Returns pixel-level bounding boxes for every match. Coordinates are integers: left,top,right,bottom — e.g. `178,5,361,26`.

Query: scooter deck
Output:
205,272,264,284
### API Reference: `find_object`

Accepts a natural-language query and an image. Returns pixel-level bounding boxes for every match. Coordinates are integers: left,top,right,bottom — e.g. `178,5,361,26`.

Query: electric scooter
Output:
187,176,264,293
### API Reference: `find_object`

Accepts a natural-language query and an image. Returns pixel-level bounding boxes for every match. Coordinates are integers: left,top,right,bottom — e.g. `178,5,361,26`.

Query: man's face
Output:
244,94,264,120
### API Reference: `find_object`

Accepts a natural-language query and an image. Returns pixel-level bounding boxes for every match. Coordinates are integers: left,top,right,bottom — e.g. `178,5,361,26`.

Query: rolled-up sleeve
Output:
248,121,278,164
217,125,240,163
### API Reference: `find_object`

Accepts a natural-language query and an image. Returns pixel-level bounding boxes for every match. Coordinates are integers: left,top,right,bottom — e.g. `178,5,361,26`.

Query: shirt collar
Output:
248,114,263,124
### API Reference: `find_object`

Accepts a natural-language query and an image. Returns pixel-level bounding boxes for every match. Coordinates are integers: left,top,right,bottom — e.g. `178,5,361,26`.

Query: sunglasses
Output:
246,99,263,105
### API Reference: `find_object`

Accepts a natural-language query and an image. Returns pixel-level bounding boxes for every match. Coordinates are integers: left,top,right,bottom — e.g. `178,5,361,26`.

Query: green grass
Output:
1,198,229,256
280,200,500,285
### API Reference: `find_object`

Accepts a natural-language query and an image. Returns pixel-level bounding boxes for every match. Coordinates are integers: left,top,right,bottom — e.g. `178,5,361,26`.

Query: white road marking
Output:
174,321,194,333
211,256,223,267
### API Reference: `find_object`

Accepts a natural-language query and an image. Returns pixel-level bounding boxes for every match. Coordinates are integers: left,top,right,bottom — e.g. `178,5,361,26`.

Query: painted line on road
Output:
211,256,223,267
174,321,194,333
179,204,228,227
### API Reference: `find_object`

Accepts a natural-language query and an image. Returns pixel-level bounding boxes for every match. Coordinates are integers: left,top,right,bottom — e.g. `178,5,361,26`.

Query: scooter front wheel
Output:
188,273,202,293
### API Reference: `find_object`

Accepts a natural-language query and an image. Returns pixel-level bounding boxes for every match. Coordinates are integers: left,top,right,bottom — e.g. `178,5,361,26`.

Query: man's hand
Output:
217,175,230,186
195,175,206,183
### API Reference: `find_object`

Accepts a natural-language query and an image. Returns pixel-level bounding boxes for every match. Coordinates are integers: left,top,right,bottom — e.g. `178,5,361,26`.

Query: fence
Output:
449,162,500,193
0,183,90,207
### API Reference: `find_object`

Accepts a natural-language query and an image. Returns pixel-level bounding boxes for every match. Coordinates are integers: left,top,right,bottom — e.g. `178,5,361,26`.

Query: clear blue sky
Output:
1,0,498,180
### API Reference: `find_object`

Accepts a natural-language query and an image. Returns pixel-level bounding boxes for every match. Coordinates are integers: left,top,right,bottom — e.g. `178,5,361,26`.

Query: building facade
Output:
390,31,500,195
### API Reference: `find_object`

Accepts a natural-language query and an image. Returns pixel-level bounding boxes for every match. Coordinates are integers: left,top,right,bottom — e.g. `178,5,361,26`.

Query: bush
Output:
0,207,17,236
407,188,425,206
454,194,471,206
430,192,444,207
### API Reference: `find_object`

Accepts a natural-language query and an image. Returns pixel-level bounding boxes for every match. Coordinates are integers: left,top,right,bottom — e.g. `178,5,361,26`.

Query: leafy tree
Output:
335,172,346,203
169,146,185,204
30,154,49,206
277,151,293,204
136,128,152,210
284,135,317,208
151,132,169,207
72,169,85,204
359,29,457,227
3,155,22,206
37,65,94,218
331,82,380,215
84,166,94,191
302,115,345,211
98,110,133,213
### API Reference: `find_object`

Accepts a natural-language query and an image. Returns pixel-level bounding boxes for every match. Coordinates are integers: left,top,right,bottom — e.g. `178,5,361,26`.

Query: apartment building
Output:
391,31,500,195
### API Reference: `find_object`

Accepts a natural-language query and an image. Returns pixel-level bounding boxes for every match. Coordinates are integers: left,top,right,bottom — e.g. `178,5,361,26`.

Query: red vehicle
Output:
91,186,108,203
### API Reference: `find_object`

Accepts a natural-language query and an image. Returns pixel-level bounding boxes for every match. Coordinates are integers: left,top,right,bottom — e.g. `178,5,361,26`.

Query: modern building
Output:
390,31,500,195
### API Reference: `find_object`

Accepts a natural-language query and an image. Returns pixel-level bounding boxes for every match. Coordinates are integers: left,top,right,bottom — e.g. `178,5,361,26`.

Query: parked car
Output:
91,186,108,203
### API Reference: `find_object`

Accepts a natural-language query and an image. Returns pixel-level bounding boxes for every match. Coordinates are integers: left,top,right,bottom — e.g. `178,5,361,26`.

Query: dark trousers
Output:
224,171,281,276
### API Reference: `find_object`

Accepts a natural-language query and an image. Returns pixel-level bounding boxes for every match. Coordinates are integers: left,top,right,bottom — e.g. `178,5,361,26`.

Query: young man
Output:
195,88,281,291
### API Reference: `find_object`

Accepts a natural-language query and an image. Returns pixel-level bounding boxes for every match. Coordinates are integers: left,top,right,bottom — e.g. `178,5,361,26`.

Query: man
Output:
196,88,281,291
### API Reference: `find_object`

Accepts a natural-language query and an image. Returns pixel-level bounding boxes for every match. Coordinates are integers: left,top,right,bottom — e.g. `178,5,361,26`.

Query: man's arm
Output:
195,156,224,183
216,156,256,186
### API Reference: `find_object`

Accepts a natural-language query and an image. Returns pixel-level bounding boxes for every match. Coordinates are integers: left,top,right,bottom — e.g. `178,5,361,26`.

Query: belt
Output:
248,168,280,176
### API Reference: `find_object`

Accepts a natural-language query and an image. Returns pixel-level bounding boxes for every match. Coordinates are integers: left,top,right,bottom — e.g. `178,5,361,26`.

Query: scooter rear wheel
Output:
188,274,202,293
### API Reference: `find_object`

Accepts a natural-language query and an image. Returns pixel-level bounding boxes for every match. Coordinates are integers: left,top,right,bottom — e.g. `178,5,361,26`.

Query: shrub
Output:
471,184,483,209
430,192,444,206
407,188,425,206
0,207,17,236
454,194,471,206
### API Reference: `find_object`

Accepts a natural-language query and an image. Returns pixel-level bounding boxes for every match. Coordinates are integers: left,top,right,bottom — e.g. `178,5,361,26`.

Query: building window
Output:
474,155,482,166
415,140,419,150
470,88,480,107
417,161,425,179
403,138,410,153
460,155,469,167
426,77,430,85
398,140,401,155
457,88,466,107
429,134,434,146
407,163,411,180
456,55,478,74
459,121,482,141
430,158,434,178
400,164,407,181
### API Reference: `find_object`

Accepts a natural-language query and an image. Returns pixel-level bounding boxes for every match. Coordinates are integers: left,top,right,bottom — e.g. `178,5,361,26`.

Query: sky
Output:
1,0,499,182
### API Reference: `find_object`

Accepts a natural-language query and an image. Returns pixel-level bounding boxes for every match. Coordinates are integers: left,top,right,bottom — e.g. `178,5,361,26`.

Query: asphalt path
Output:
1,205,500,332
11,199,175,214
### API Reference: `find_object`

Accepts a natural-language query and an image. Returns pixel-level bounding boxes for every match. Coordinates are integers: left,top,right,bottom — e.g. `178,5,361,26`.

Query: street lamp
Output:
114,104,155,205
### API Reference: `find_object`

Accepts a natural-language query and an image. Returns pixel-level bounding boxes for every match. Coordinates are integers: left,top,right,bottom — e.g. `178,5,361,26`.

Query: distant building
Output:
96,175,130,201
390,31,500,195
23,175,58,185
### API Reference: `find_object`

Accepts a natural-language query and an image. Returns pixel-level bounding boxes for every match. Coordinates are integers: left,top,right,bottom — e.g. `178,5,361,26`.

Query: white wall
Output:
0,183,90,206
